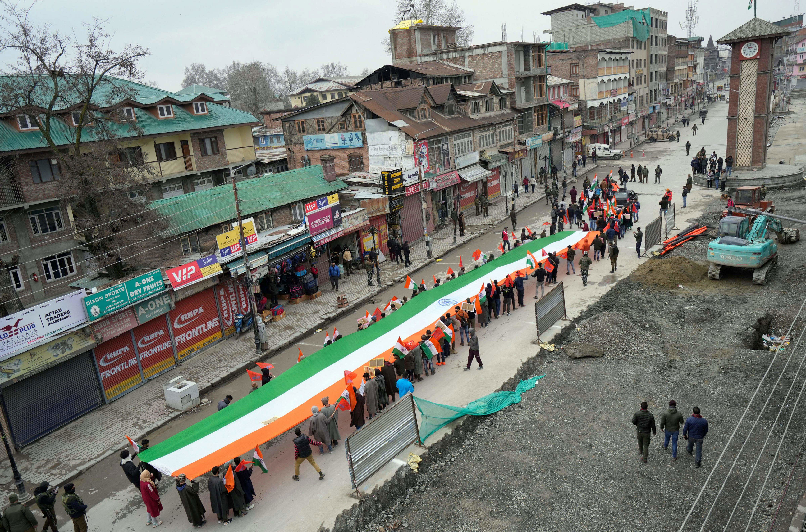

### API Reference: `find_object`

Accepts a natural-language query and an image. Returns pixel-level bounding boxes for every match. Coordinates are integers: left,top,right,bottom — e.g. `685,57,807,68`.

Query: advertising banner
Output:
169,288,222,361
1,290,88,360
307,207,335,235
525,136,543,149
487,168,501,199
216,281,239,336
0,328,95,386
413,140,429,171
166,255,222,290
381,169,404,195
402,167,420,187
302,132,363,151
429,171,461,191
84,270,165,322
94,332,142,401
133,317,176,379
134,293,174,325
91,308,139,344
216,221,258,261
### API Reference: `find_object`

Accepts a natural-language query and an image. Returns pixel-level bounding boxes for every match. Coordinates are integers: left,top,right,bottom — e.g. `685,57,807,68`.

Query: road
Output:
58,102,728,532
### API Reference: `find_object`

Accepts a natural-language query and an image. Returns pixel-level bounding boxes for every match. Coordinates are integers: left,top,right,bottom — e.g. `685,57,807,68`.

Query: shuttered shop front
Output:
133,316,176,379
169,287,222,361
94,333,143,401
216,281,239,337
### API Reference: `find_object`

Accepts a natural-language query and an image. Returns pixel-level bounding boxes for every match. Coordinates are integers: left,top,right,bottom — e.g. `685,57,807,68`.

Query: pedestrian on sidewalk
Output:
61,484,88,532
565,245,576,275
682,186,688,208
634,227,643,258
659,400,685,461
510,208,517,232
676,130,680,142
717,156,723,176
207,467,230,525
532,264,547,299
342,248,352,276
176,474,206,529
502,228,511,250
725,154,733,177
364,256,374,287
683,406,709,468
685,140,691,156
218,395,233,411
562,176,568,197
654,165,662,184
522,176,529,193
139,470,163,528
692,123,698,135
308,406,332,453
328,262,340,291
459,212,466,237
3,493,37,532
320,397,341,448
570,186,577,205
630,164,636,182
579,251,592,286
632,401,657,463
609,241,619,273
464,329,483,371
120,449,141,489
572,159,578,177
292,428,326,481
34,482,58,532
720,171,727,192
582,152,587,167
233,458,256,509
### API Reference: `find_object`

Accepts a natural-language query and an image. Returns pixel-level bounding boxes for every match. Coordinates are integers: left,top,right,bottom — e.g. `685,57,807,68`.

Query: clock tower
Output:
718,18,789,169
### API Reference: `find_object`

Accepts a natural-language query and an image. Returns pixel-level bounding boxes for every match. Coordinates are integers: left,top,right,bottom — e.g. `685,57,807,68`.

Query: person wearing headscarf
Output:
233,458,256,508
139,469,163,528
349,386,366,431
207,467,229,524
175,474,206,528
308,406,332,454
261,367,274,386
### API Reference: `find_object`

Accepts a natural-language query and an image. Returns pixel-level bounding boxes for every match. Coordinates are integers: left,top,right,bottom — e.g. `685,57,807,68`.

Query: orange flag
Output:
526,227,534,236
541,248,548,257
472,249,482,261
474,295,483,314
498,243,505,254
347,385,357,411
544,259,555,272
511,232,517,240
373,307,382,320
344,370,357,385
246,369,262,382
297,348,304,363
446,267,454,276
224,464,235,492
256,362,274,370
458,256,464,269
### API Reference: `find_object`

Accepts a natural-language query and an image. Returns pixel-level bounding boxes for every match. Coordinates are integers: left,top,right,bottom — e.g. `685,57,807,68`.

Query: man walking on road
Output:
685,140,691,156
532,264,546,299
609,241,619,273
692,123,698,135
502,228,511,251
565,245,576,275
659,400,685,461
579,251,592,286
3,493,37,532
61,484,88,532
34,482,58,532
510,208,517,232
683,406,709,468
632,401,656,463
464,329,483,371
320,397,341,448
514,271,527,307
292,427,325,481
634,227,643,258
654,165,662,184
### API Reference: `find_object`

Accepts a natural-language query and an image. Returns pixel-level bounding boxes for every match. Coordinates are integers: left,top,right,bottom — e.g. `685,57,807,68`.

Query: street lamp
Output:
0,421,25,497
369,226,381,285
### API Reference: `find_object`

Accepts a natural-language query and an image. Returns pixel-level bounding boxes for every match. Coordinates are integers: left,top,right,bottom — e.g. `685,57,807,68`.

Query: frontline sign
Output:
94,333,143,400
169,288,222,361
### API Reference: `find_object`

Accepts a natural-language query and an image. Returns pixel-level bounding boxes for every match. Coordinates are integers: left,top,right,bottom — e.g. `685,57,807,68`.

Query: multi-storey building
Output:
646,8,669,106
289,77,363,109
0,77,258,309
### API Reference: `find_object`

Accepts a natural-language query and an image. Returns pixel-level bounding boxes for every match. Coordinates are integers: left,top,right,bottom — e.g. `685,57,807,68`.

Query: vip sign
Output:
166,255,222,290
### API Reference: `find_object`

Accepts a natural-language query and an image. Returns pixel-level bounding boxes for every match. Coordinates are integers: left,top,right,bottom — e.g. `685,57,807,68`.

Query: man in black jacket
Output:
292,427,325,481
120,449,141,489
632,401,657,463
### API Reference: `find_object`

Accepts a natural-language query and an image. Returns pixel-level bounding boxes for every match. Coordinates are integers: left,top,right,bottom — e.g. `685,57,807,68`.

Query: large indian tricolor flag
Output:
139,231,593,478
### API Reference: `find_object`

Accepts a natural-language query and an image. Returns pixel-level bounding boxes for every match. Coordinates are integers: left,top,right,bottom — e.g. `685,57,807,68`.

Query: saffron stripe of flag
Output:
253,446,268,473
404,275,415,289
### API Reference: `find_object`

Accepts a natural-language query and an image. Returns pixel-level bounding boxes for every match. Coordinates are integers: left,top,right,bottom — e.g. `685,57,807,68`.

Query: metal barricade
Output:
534,282,567,340
345,392,422,492
664,203,677,237
645,216,663,254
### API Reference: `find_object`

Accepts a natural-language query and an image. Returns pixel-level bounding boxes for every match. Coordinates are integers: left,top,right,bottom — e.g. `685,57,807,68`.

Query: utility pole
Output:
418,164,432,259
0,421,25,497
230,165,262,354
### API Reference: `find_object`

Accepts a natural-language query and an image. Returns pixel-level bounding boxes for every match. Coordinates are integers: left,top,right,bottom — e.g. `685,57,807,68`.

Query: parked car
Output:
590,143,623,160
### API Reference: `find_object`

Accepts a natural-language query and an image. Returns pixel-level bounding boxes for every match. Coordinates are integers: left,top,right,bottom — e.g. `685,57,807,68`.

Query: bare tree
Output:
383,0,474,54
319,62,350,78
181,62,227,91
224,61,282,116
0,3,167,279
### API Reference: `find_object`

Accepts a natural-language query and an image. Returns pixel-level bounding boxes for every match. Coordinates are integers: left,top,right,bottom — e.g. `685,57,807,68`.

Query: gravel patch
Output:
327,187,806,532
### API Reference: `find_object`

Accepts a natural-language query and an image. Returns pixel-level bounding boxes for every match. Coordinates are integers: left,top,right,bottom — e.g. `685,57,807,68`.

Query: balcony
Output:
514,66,548,78
597,66,629,76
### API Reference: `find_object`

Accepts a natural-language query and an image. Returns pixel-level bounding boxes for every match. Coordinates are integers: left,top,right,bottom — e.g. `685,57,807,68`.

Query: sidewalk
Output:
0,161,601,502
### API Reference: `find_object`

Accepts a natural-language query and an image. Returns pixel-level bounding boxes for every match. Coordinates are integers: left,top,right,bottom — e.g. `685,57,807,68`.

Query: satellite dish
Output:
246,165,256,176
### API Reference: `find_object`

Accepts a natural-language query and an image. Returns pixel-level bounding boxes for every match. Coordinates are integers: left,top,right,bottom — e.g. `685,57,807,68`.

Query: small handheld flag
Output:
446,267,455,277
393,337,409,358
246,369,262,382
297,348,304,363
498,243,505,254
333,327,339,338
458,256,464,269
253,446,268,473
526,250,539,269
126,436,140,454
336,390,352,411
542,248,548,257
526,227,534,236
374,307,382,320
224,464,235,492
511,232,517,240
544,259,555,273
256,362,274,370
323,333,331,346
433,275,438,284
474,295,483,314
404,275,415,290
472,249,482,261
344,370,357,385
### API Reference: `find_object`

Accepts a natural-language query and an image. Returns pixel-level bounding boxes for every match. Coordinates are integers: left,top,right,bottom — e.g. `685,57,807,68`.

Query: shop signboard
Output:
169,288,222,361
216,221,258,261
302,132,363,150
402,167,419,187
94,333,143,401
331,205,342,228
92,308,139,344
525,136,543,149
405,181,429,196
381,169,404,195
133,316,176,379
486,168,501,199
621,116,630,126
84,270,165,323
134,293,173,325
506,148,528,162
573,115,582,127
389,194,405,214
307,207,335,235
0,328,95,386
1,290,88,360
428,170,461,191
166,255,222,290
413,140,429,171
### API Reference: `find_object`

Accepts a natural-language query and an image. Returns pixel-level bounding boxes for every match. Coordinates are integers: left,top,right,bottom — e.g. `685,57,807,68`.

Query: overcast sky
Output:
3,0,804,91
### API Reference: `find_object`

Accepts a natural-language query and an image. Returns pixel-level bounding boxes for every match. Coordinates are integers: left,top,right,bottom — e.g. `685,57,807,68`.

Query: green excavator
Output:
707,209,802,285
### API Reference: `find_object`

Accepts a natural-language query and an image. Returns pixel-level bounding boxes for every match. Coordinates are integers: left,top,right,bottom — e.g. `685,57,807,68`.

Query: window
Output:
117,146,144,167
338,120,347,130
42,252,75,281
348,153,364,172
497,124,513,144
445,103,455,115
532,47,544,69
155,142,177,162
295,120,306,134
199,137,219,156
29,158,61,183
192,102,208,114
9,267,22,291
291,202,305,222
157,105,173,118
571,63,579,76
500,97,508,109
180,234,200,256
418,107,429,120
316,118,326,132
351,113,364,129
571,85,579,98
193,176,214,191
71,111,83,127
477,129,496,149
533,78,546,98
16,115,37,131
254,212,272,232
320,155,336,180
161,182,184,199
535,107,548,127
121,107,135,120
28,206,64,235
432,33,439,48
471,101,481,114
453,132,473,157
485,99,492,112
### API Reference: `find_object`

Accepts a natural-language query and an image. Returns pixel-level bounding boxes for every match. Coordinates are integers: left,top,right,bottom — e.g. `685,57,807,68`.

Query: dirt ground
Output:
328,186,807,532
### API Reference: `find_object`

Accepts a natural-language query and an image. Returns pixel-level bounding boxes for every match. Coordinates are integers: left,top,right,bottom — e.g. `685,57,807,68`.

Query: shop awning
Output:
228,251,270,276
551,99,570,109
457,164,491,183
267,233,311,260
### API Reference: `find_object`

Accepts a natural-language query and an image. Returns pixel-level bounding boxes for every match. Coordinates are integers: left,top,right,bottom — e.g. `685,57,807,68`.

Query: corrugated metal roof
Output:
427,83,453,105
0,101,258,153
150,165,347,235
547,75,573,85
393,61,473,76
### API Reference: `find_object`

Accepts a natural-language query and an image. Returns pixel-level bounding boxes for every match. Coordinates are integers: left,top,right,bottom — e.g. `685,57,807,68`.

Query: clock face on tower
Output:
741,41,760,59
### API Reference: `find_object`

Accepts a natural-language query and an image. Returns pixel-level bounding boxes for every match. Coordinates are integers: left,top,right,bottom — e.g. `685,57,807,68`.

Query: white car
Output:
589,143,623,160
